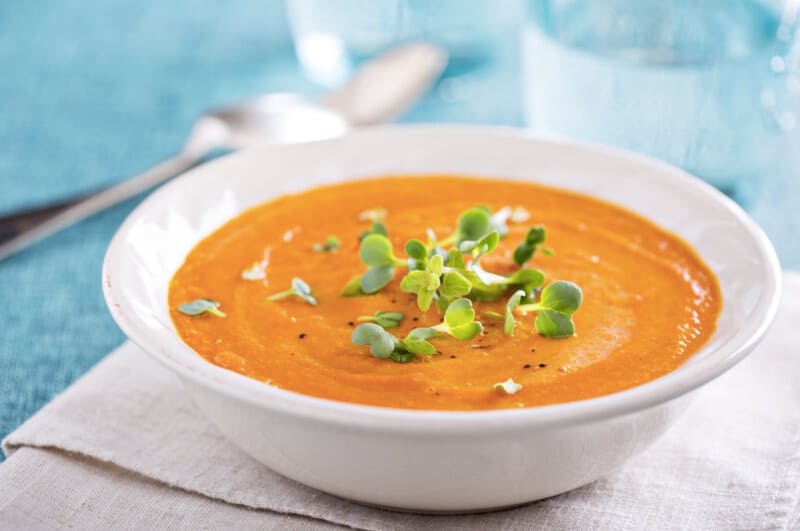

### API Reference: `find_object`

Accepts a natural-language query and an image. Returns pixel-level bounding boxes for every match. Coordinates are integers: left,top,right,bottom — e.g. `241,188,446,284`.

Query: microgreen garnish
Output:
241,263,266,281
351,323,399,358
390,351,416,363
404,239,428,270
341,275,366,297
439,208,492,247
360,234,404,267
401,254,443,311
351,299,482,362
402,327,439,355
340,205,583,358
513,226,546,265
313,236,340,253
357,311,404,329
430,298,483,340
354,234,406,294
359,221,388,242
359,208,387,223
440,270,472,298
459,230,500,257
516,281,583,338
178,298,226,318
358,208,389,241
504,289,526,335
493,378,522,395
266,277,317,305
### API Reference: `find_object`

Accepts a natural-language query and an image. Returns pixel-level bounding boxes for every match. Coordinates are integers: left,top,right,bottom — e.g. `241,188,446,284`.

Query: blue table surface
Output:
1,1,798,448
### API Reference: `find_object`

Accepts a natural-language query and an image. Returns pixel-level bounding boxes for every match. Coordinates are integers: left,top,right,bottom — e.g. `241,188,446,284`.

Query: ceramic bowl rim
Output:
102,124,782,434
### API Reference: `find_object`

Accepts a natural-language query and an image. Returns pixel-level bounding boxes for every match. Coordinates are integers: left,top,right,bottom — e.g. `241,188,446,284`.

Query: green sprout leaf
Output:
360,265,395,294
312,236,340,253
504,289,526,335
455,208,492,243
351,301,484,362
440,271,472,298
360,234,401,266
438,208,492,247
178,298,226,318
534,310,575,339
390,351,416,363
341,275,366,297
445,248,466,269
357,234,405,294
461,266,544,304
516,281,583,338
351,323,397,359
400,254,443,311
459,231,500,257
359,221,388,242
538,280,582,313
513,226,547,265
493,378,522,395
266,277,317,305
401,327,438,355
432,298,483,340
501,269,545,296
357,311,404,329
351,323,436,362
404,239,428,270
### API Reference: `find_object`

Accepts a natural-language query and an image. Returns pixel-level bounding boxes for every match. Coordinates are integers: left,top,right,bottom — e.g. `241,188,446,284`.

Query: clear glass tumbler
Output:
523,0,796,196
285,0,525,123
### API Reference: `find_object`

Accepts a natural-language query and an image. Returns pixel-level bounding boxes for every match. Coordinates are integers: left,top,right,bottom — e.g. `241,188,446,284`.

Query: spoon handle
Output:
0,152,201,261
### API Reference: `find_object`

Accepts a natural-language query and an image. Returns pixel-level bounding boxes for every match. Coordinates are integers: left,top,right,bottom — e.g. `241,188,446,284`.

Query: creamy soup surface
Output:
169,176,721,410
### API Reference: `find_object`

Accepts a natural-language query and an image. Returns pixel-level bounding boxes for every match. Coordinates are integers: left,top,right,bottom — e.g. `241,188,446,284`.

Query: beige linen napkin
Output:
2,274,800,530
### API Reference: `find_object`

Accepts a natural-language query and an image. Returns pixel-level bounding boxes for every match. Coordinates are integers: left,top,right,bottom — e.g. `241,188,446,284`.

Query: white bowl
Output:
103,126,780,512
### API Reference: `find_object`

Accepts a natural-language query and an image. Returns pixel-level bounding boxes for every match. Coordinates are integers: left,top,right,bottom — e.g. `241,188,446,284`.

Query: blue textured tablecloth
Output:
0,1,797,447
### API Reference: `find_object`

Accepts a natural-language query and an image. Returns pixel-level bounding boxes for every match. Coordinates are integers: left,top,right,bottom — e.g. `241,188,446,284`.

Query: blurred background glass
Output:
285,0,525,123
522,0,797,199
279,0,800,265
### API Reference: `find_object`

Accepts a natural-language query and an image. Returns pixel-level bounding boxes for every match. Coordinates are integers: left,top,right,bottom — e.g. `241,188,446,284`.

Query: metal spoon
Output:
0,43,447,261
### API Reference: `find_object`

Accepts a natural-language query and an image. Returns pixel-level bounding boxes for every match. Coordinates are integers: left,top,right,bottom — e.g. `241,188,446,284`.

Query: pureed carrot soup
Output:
169,176,721,410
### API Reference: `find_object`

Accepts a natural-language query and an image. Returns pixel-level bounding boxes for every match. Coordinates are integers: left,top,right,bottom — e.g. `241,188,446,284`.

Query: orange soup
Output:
168,176,721,410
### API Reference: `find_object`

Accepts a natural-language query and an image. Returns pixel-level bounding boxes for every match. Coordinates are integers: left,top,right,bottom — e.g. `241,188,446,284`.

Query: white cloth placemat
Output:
2,274,800,530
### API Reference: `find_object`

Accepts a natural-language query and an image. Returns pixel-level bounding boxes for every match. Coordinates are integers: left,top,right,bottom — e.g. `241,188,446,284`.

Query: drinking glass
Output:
285,0,525,123
522,0,798,196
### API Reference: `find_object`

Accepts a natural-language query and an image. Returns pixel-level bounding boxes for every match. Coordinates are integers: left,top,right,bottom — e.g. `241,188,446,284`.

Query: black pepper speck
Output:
523,364,531,369
539,363,547,368
299,333,307,339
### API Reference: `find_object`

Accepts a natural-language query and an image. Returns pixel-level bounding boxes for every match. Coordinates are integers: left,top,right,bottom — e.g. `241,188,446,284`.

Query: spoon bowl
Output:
194,93,350,152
